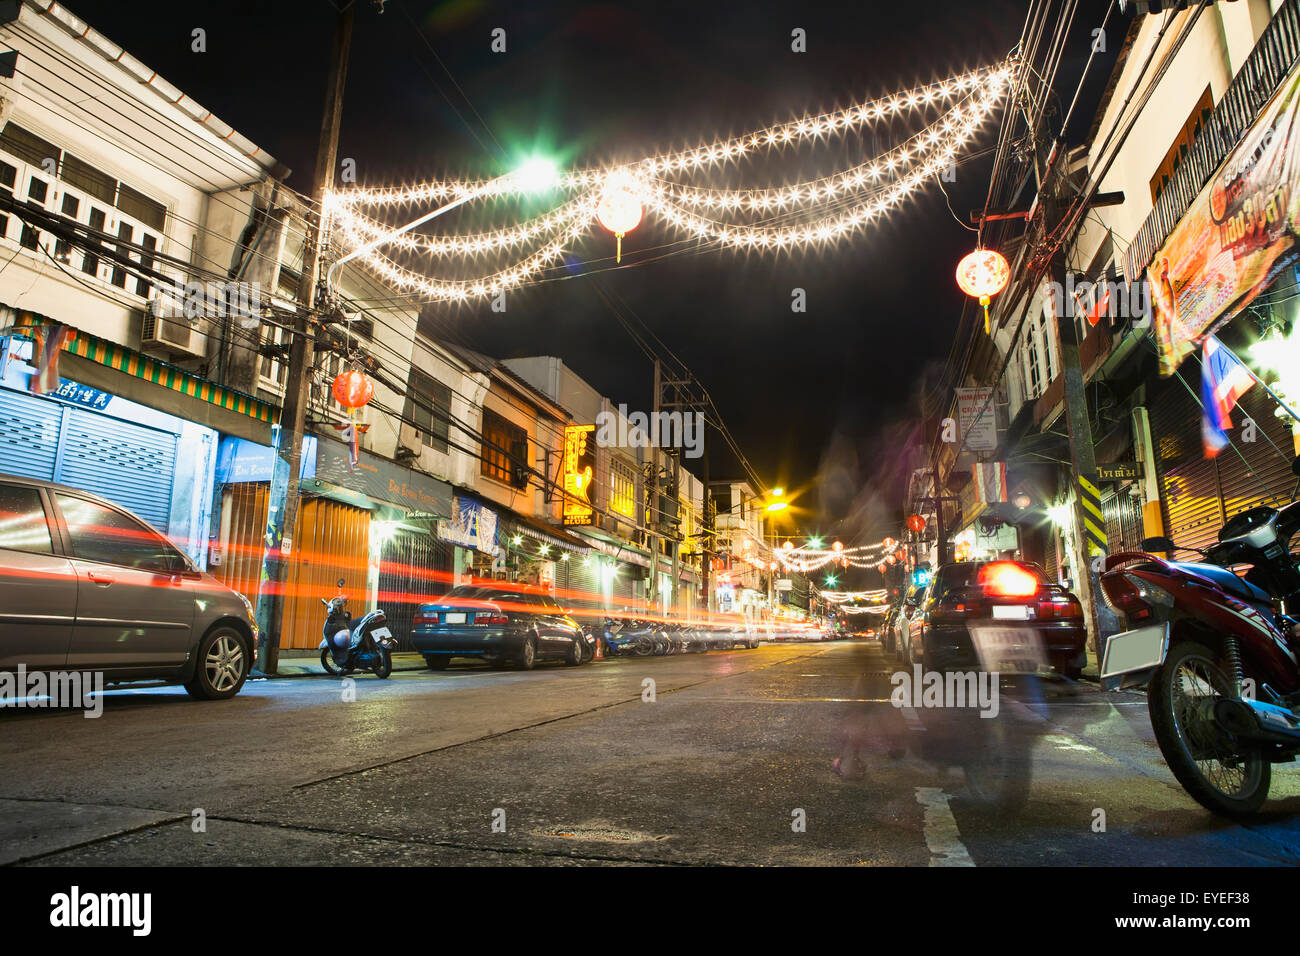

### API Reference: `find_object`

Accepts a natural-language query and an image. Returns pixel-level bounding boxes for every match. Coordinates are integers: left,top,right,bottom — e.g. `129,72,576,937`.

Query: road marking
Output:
915,787,975,867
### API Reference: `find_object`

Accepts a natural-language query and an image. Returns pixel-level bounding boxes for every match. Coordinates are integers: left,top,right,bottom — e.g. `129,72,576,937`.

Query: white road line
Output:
915,787,975,867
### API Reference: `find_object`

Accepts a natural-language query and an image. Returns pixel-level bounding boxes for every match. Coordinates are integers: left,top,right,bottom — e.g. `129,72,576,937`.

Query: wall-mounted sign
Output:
956,386,998,451
562,423,596,526
316,434,452,517
776,579,793,592
1095,462,1141,482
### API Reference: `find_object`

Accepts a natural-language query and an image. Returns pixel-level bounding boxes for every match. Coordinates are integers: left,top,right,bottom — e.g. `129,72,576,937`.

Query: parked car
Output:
0,473,258,699
902,560,1087,679
412,584,586,670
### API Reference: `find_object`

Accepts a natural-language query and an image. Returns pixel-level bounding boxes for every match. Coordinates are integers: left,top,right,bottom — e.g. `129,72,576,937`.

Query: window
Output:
611,457,637,518
1150,87,1214,203
0,160,14,237
82,206,106,276
116,182,166,232
403,368,451,452
0,484,52,553
60,153,116,204
56,494,183,571
0,123,57,168
481,408,527,487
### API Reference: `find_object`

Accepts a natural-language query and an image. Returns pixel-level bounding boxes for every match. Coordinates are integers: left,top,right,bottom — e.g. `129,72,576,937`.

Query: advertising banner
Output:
1149,66,1300,375
956,386,997,451
562,423,596,526
438,495,500,555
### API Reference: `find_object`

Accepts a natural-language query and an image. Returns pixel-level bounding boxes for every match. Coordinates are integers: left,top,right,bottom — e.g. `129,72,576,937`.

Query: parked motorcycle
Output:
319,577,397,679
1100,458,1300,816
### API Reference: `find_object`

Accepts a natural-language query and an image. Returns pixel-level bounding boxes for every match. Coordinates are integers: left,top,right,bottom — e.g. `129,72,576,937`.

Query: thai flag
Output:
1201,335,1255,458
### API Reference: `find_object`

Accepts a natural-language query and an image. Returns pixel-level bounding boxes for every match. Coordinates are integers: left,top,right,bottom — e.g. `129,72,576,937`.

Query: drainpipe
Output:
1131,406,1165,543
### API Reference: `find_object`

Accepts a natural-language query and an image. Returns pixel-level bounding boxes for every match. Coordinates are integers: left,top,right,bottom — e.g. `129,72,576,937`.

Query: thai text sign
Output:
1149,67,1300,375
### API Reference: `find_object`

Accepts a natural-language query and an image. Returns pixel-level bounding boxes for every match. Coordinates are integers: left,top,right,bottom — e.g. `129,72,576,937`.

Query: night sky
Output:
61,0,1119,569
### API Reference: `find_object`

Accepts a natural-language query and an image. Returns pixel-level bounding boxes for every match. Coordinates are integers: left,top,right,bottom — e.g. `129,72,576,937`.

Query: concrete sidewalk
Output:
258,650,429,678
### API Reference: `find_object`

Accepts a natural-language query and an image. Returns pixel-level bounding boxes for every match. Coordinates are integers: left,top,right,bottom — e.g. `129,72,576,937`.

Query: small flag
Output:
28,322,75,395
1200,335,1255,458
331,420,365,471
1084,284,1111,327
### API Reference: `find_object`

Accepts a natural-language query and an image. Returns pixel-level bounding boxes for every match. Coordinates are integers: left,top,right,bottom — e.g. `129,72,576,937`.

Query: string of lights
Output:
322,62,1015,303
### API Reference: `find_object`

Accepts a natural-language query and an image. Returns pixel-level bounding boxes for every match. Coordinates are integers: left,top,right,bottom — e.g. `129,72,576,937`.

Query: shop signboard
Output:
956,386,997,451
1150,67,1300,375
316,435,453,517
562,423,596,526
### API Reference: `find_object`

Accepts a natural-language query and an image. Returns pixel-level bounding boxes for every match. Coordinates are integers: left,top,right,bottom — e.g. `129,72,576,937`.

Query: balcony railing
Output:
1125,0,1300,282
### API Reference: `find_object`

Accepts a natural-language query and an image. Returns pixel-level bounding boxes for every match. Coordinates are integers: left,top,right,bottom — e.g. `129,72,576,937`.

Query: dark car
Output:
903,560,1087,679
0,473,258,699
412,585,586,670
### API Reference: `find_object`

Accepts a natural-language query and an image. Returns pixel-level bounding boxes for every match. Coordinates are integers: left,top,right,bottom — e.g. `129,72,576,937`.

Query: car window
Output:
0,484,53,554
55,494,183,571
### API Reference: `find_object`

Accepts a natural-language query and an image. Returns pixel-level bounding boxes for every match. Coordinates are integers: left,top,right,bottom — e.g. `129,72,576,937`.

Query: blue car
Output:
412,584,586,671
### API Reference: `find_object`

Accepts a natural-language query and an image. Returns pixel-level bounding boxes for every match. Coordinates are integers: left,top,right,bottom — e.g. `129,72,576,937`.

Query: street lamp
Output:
326,157,561,292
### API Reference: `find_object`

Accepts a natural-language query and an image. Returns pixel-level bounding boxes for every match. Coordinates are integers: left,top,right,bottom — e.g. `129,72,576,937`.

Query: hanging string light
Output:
324,62,1015,303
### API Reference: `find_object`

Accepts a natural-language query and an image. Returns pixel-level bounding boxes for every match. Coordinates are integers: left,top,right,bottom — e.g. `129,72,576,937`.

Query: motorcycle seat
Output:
1173,562,1272,606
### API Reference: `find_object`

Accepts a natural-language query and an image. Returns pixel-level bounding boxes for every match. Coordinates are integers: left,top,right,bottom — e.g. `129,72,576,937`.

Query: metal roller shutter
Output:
57,407,177,530
378,528,452,652
563,554,604,616
1216,385,1295,519
0,388,61,480
1151,374,1224,552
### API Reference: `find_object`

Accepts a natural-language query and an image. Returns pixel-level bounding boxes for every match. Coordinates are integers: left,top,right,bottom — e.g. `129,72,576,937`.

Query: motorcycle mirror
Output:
1141,535,1176,553
337,577,346,588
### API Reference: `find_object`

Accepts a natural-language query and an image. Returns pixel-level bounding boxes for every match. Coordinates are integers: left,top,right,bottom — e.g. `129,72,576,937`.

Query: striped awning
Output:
3,306,275,423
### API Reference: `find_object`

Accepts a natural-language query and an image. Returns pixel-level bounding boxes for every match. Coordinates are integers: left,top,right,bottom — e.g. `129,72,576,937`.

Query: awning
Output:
500,512,590,555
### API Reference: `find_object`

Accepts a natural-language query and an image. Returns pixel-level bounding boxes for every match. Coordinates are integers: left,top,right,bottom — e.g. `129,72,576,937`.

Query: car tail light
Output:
414,613,435,627
933,587,983,623
1038,593,1083,619
475,612,509,625
979,561,1039,597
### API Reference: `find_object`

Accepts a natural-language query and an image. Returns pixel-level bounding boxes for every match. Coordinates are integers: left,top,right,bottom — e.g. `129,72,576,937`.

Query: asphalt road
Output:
4,640,1300,866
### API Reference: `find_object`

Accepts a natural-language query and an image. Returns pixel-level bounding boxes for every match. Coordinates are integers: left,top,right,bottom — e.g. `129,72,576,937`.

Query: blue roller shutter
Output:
0,388,61,480
57,407,176,530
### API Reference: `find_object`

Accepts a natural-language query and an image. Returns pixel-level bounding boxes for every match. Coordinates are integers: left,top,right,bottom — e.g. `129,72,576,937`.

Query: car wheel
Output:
518,636,537,670
425,655,451,670
565,635,584,666
185,627,250,700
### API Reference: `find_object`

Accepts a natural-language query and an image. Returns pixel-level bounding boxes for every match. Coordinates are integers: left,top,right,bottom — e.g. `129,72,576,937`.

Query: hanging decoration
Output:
332,369,374,409
956,247,1011,334
906,514,926,533
326,62,1015,303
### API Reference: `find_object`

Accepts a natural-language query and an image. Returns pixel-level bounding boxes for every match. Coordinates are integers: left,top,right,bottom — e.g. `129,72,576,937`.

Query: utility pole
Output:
255,1,356,675
646,359,662,615
701,422,711,616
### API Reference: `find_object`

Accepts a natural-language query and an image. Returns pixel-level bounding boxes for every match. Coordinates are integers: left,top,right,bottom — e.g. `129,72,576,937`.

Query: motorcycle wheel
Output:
1148,640,1270,817
321,647,343,676
371,645,392,679
633,636,655,657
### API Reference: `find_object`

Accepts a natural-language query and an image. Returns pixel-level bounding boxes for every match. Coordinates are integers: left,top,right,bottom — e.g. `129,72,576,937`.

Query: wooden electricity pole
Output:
255,1,355,674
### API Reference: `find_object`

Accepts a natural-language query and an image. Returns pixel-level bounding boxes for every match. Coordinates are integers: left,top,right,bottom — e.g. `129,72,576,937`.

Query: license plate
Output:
992,605,1032,620
968,625,1047,674
443,612,466,624
370,627,392,640
1100,623,1168,680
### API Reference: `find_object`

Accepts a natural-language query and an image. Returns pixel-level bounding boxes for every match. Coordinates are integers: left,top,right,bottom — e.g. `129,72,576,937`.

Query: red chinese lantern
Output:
956,248,1010,334
883,536,896,550
877,561,887,574
832,540,843,552
906,514,926,534
332,369,374,409
895,548,907,563
596,176,643,264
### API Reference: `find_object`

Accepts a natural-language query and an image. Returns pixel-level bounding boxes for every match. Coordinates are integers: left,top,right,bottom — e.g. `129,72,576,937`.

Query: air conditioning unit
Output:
143,292,204,358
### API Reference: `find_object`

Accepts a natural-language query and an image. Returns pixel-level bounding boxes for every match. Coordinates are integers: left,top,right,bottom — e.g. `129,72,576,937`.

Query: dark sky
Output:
62,0,1120,563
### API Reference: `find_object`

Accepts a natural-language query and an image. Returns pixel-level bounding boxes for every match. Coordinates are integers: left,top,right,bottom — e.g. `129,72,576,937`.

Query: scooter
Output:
1099,456,1300,817
319,577,396,679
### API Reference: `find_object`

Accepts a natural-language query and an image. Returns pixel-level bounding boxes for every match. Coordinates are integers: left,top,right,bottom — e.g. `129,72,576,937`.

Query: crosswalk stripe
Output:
915,787,975,867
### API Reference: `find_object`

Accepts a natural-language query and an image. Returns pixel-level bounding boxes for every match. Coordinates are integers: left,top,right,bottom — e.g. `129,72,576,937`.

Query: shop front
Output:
0,332,217,566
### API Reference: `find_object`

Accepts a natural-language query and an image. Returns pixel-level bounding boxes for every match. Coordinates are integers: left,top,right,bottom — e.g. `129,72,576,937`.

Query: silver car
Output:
0,473,258,699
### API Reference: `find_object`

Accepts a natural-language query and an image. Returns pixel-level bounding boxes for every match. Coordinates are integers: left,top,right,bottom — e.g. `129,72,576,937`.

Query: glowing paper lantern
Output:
597,177,644,264
906,514,926,534
782,540,794,551
332,369,374,409
956,248,1010,334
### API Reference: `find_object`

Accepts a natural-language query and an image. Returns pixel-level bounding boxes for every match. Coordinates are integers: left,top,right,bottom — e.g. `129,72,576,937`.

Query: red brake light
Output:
979,561,1039,598
476,613,509,625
